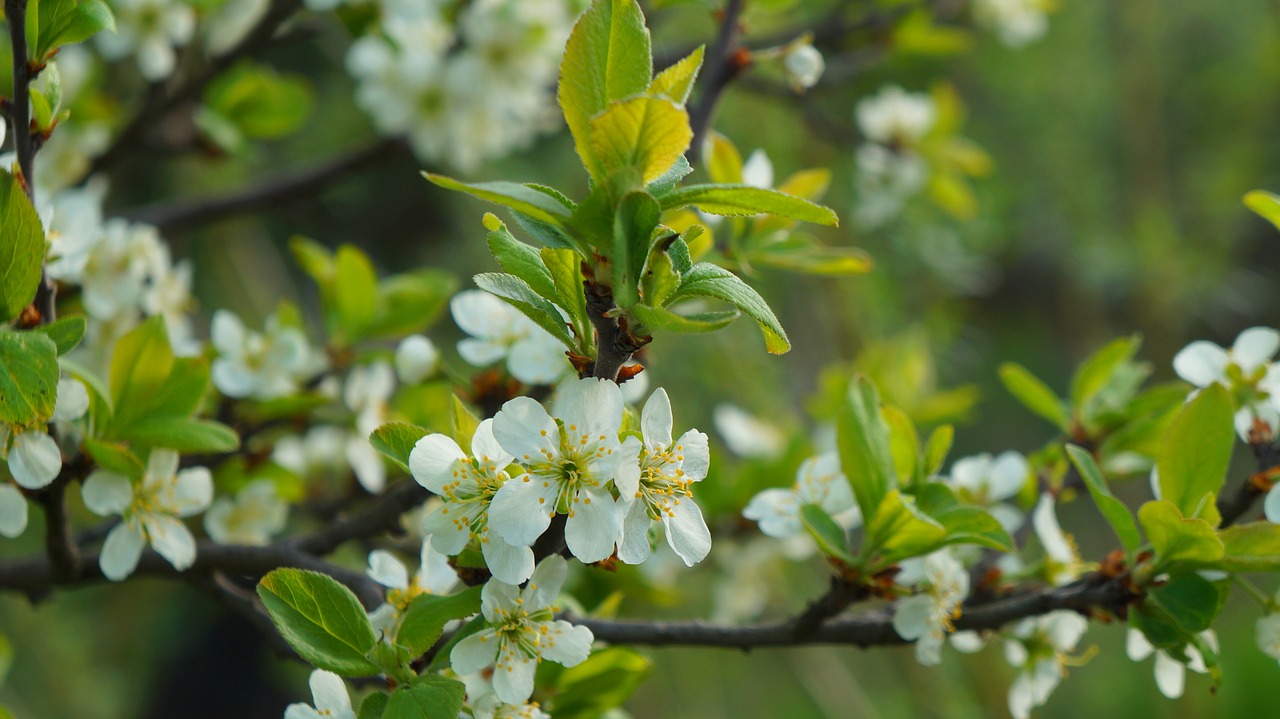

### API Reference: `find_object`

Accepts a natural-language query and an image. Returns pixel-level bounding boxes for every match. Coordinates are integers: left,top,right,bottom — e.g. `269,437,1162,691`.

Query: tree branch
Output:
121,138,406,233
1217,438,1280,528
686,0,747,167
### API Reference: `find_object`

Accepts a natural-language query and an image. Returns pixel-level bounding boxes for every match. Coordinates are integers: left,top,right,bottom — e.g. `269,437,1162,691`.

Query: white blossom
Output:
616,388,712,567
450,557,593,705
947,451,1028,532
82,449,212,580
5,428,62,489
1173,327,1280,440
892,549,970,666
283,669,355,719
0,484,28,538
856,86,936,146
712,404,786,460
783,44,824,90
1257,610,1280,663
273,426,351,478
365,540,459,633
203,480,288,546
1032,494,1083,586
451,290,569,385
95,0,196,81
488,379,626,563
395,334,440,384
1003,611,1089,719
211,310,324,400
743,453,860,546
1126,628,1216,699
411,419,535,584
741,149,775,189
974,0,1050,48
344,361,396,494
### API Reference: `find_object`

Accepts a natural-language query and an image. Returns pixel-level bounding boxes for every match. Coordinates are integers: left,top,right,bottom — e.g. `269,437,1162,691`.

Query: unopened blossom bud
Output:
395,335,439,385
784,43,824,90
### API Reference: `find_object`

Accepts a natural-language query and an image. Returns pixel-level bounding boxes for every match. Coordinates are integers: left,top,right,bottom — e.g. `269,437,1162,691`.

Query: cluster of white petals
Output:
366,541,459,633
450,557,593,704
973,0,1051,48
0,378,90,538
211,309,325,400
892,549,971,666
743,452,860,552
853,86,936,228
82,449,213,580
203,479,289,546
1003,611,1089,719
96,0,196,81
1126,628,1217,699
344,0,575,169
452,290,570,385
284,669,355,719
946,451,1028,532
1175,327,1280,441
1031,494,1084,586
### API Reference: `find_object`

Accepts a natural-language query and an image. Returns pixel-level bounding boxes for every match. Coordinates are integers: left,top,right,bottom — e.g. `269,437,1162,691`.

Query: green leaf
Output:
542,247,592,353
1156,383,1234,521
146,357,212,419
1066,445,1142,553
590,95,691,185
107,317,175,430
646,155,693,197
745,242,873,276
290,236,335,291
882,406,919,486
837,376,897,524
921,425,953,479
424,174,573,226
366,270,457,339
120,418,240,453
667,263,789,353
1070,335,1140,414
35,0,115,57
395,586,483,656
1245,190,1280,232
358,692,389,719
82,438,144,477
1147,573,1224,634
0,330,59,425
703,132,743,184
558,0,653,179
639,241,681,308
201,61,313,142
370,422,430,472
30,90,53,132
472,273,576,350
449,394,481,455
547,647,654,718
0,171,45,323
257,568,380,677
611,191,662,307
865,489,947,564
31,315,86,355
333,245,379,344
486,219,560,306
626,304,738,334
1138,500,1224,570
382,676,466,719
1217,522,1280,572
933,505,1014,552
997,362,1069,430
799,503,856,563
648,45,704,104
658,184,839,226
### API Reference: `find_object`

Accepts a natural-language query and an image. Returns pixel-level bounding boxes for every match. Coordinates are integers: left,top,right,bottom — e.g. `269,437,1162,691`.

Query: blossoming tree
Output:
4,0,1280,717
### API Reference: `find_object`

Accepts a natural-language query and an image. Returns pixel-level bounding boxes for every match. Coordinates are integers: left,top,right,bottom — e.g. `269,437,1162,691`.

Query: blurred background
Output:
5,0,1280,716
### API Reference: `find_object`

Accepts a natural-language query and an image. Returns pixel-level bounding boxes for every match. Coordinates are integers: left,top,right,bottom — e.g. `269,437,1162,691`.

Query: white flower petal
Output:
169,467,213,516
665,499,711,566
52,378,90,421
470,419,511,466
450,630,497,674
564,489,621,563
987,452,1029,502
508,335,568,385
309,669,352,712
100,521,146,581
458,338,508,368
423,504,476,555
743,488,800,538
677,429,711,482
640,388,673,448
367,550,410,590
418,541,458,595
539,620,593,667
1153,651,1185,699
488,475,557,547
554,378,623,439
283,704,323,719
1233,327,1280,373
1172,341,1229,387
145,449,180,487
614,437,643,498
9,430,62,489
1125,628,1154,661
525,556,568,611
492,649,537,705
409,434,467,493
347,438,386,494
616,500,653,565
0,484,29,537
1265,485,1280,524
481,532,536,585
492,397,558,461
81,470,134,516
144,514,197,571
394,335,439,385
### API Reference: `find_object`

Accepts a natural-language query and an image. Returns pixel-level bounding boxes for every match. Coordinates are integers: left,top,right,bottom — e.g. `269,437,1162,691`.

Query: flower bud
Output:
395,335,439,385
784,44,824,90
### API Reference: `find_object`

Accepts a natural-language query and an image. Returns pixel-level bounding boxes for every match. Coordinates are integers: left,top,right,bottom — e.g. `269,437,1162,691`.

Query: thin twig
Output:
686,0,748,166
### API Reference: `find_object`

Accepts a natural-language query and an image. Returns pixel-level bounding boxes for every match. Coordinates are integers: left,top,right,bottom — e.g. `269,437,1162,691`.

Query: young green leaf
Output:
31,315,87,355
627,305,739,334
703,132,743,184
648,45,704,104
611,191,662,307
82,439,145,477
646,155,693,197
1147,573,1224,634
257,569,380,676
933,506,1014,552
366,270,457,339
1137,500,1225,570
744,242,873,276
1069,335,1140,415
921,425,954,479
120,418,240,453
1245,190,1280,233
997,362,1069,430
658,184,839,226
667,263,789,353
639,242,681,309
35,0,115,58
382,676,466,719
333,245,379,344
0,171,46,324
1216,522,1280,572
837,376,897,524
542,247,593,352
558,0,653,179
799,503,856,564
0,331,59,426
395,586,483,656
590,95,692,185
1156,383,1233,521
472,273,576,350
424,174,574,226
370,422,431,472
1065,444,1142,553
882,406,919,486
865,489,947,564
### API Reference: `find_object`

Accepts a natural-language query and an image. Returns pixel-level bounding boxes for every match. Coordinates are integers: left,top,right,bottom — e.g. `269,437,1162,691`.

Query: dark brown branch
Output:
121,138,406,232
685,0,747,167
81,0,304,180
576,572,1138,650
1216,438,1280,528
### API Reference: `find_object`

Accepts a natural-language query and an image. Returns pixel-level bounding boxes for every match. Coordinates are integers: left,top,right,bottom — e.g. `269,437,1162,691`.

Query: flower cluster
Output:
1173,326,1280,441
95,0,196,81
743,452,860,557
411,379,712,585
210,309,326,400
451,290,570,385
853,86,936,228
892,549,970,665
973,0,1052,48
343,0,578,169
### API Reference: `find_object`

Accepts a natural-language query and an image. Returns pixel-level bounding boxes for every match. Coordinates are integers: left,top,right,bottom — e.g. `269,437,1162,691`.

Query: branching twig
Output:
686,0,747,166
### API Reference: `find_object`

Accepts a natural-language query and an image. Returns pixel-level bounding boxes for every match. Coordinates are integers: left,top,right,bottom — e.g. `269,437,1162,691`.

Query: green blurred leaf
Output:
333,244,379,344
921,425,953,479
358,692,388,719
290,236,335,291
882,406,919,485
1156,383,1233,521
590,95,691,185
1138,500,1224,570
744,241,873,276
1217,522,1280,572
799,503,855,563
866,489,946,563
449,394,481,455
382,675,466,719
1066,444,1141,553
934,505,1014,552
702,132,743,185
612,191,662,307
370,422,430,472
366,270,456,339
107,317,175,430
558,0,653,179
472,272,576,350
425,174,573,226
1070,335,1141,417
837,376,896,524
202,61,313,143
547,647,654,719
998,362,1069,430
257,568,379,677
659,184,838,226
120,418,239,453
0,171,45,323
628,304,738,333
1148,573,1224,634
82,438,144,477
648,45,703,104
0,330,59,425
32,315,86,355
395,586,483,656
667,263,788,353
34,0,115,58
1244,190,1280,232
